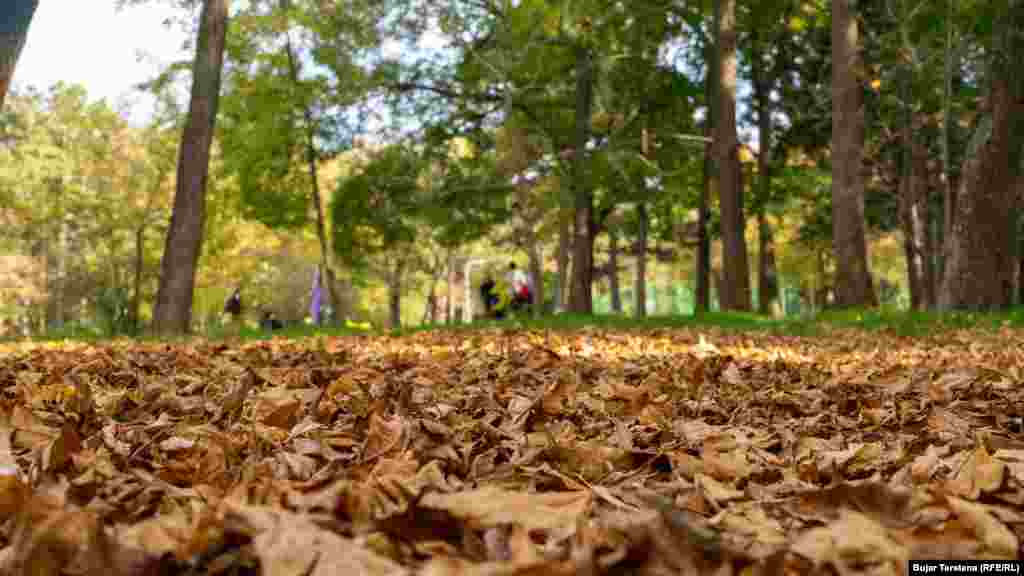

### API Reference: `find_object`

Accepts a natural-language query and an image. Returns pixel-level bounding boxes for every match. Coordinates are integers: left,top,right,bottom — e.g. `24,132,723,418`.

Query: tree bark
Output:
556,211,570,311
568,45,595,314
697,105,712,315
528,244,543,317
0,0,37,110
940,0,1024,310
132,224,145,334
750,33,778,315
152,0,229,334
715,0,752,311
831,0,877,308
608,229,622,313
446,251,459,323
939,79,1021,309
939,0,956,285
757,214,778,315
388,261,403,329
634,203,648,319
696,3,716,317
900,128,936,310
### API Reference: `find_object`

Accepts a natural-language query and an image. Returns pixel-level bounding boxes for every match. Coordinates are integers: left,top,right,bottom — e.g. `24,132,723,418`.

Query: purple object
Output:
310,268,322,324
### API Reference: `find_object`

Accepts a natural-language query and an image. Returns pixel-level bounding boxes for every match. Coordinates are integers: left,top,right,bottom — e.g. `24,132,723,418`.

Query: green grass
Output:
12,305,1024,345
805,306,1024,336
404,310,774,333
401,305,1024,338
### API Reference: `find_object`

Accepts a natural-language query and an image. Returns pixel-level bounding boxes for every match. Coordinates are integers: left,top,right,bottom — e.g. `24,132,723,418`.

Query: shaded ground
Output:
0,325,1022,575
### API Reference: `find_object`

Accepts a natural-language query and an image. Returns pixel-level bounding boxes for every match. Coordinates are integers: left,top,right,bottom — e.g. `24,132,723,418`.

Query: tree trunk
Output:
1019,246,1024,305
0,0,37,109
831,0,877,308
568,45,595,314
900,128,936,310
388,262,403,329
528,244,543,318
939,78,1021,309
56,211,67,328
750,34,778,316
697,108,712,315
280,0,343,322
608,229,622,313
696,4,716,317
757,214,778,315
634,203,648,319
132,224,145,333
895,0,937,311
152,0,228,334
557,211,570,311
715,0,752,311
939,0,955,285
421,255,444,325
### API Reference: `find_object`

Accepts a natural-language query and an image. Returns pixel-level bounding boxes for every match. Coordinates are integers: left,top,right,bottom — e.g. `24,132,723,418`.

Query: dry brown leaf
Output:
1,325,1021,574
790,510,907,569
420,487,591,533
946,445,1006,499
364,411,405,463
945,496,1019,559
254,388,303,429
223,502,409,576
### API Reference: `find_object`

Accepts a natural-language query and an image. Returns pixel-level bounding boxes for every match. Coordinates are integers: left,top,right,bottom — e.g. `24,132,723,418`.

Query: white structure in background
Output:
462,258,501,323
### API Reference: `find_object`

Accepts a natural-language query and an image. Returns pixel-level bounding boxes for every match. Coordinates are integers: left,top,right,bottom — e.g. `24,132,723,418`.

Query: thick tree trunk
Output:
634,203,648,319
608,230,622,313
831,0,877,308
0,0,37,109
939,78,1020,310
715,0,752,311
568,45,595,314
152,0,228,335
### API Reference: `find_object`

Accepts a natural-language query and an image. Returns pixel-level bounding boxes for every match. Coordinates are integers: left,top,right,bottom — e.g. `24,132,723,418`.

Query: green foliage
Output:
331,145,425,269
96,287,134,336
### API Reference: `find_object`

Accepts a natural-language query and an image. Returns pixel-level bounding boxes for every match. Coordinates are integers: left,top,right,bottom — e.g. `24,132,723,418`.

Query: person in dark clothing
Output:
260,311,283,331
222,287,244,334
480,276,503,319
224,287,242,317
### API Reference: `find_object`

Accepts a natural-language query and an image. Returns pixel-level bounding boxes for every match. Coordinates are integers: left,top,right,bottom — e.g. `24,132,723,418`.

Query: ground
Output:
0,318,1022,574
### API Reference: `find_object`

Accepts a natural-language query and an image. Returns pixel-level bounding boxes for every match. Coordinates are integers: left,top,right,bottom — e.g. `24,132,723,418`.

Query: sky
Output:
15,0,190,125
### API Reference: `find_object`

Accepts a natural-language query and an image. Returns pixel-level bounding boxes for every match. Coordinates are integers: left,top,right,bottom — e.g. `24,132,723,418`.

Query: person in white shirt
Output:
505,262,531,311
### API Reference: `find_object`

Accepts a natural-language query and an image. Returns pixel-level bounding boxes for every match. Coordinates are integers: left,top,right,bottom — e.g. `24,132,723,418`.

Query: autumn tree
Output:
332,145,427,329
152,0,229,334
714,0,752,311
831,0,878,308
938,1,1024,310
218,0,385,323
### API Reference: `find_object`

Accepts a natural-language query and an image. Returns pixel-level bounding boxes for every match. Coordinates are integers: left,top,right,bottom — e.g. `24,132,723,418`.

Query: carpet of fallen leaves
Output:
0,326,1023,575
